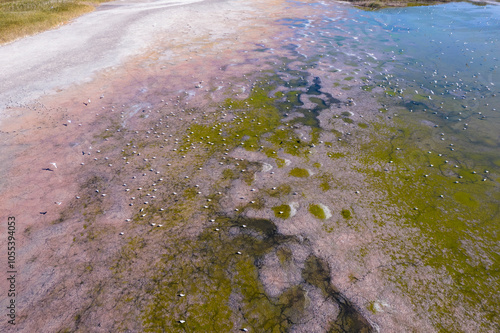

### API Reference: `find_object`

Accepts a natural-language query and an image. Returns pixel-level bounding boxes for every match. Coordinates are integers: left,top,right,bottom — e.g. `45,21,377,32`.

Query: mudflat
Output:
1,0,498,332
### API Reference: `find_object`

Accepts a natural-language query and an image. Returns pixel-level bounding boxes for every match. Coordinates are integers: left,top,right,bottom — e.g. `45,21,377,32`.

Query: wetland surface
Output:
1,0,498,331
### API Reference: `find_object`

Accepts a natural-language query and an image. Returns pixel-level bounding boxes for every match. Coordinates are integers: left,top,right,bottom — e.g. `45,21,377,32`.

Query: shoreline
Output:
0,0,206,112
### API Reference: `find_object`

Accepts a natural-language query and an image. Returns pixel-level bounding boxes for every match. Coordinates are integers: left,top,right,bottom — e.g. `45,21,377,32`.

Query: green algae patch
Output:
302,255,373,332
309,204,327,219
276,246,293,267
385,90,398,97
289,167,310,178
278,286,309,323
341,209,352,219
358,122,369,129
266,184,291,198
183,187,198,200
273,204,291,219
222,168,235,180
275,158,286,168
355,117,500,330
320,181,331,191
309,97,328,109
453,191,479,209
327,152,345,159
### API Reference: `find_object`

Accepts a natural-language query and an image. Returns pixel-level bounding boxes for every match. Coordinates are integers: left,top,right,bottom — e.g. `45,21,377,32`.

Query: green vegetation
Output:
341,209,352,219
356,116,500,331
0,0,112,44
273,204,292,219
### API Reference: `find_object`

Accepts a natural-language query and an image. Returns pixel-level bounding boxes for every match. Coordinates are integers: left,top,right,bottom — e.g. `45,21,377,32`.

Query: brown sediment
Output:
343,0,452,8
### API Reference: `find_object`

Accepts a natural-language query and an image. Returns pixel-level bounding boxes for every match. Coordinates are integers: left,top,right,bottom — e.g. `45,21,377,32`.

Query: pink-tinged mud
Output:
1,0,499,332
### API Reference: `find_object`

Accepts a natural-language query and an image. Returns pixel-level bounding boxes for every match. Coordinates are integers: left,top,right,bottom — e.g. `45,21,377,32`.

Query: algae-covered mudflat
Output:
0,0,498,331
0,0,113,44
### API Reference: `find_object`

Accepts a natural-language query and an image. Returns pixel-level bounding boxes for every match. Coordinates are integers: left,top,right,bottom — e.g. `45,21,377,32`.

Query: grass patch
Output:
0,0,111,44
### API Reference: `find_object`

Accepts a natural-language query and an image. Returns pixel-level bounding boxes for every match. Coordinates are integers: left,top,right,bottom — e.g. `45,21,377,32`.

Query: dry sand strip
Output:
0,0,206,112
